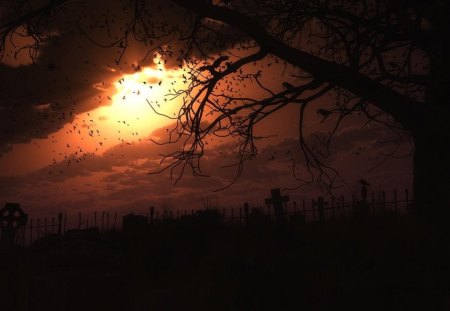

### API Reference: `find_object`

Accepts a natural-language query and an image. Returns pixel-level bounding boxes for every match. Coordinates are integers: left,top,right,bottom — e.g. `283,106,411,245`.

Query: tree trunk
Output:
412,106,450,224
412,44,450,225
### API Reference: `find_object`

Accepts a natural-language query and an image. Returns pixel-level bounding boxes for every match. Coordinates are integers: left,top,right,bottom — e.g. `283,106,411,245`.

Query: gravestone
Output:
312,197,328,223
356,180,370,217
361,186,368,203
149,206,155,223
0,203,28,245
244,202,250,223
265,188,289,225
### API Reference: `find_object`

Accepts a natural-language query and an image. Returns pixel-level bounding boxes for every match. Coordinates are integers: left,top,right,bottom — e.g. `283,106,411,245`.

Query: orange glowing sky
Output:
0,48,413,217
0,56,186,175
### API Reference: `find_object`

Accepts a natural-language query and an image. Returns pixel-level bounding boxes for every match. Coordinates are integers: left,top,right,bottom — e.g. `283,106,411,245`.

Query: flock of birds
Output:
35,57,355,180
42,71,165,176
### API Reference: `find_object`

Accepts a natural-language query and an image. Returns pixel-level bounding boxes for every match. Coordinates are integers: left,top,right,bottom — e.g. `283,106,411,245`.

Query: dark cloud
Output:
0,1,164,151
0,0,251,155
0,35,111,152
0,108,413,217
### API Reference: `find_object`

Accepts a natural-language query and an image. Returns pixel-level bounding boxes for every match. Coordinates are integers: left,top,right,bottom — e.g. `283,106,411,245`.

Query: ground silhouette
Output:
2,208,450,310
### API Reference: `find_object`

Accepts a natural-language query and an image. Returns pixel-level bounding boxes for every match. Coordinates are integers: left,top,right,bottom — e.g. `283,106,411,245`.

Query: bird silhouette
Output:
282,82,295,90
317,108,332,122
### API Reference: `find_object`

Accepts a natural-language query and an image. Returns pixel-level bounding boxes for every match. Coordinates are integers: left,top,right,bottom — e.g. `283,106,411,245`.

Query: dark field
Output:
2,212,449,311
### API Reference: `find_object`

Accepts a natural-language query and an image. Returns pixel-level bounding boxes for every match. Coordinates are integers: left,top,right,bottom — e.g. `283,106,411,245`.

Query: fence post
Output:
405,189,410,213
22,226,26,247
37,218,40,240
393,190,398,214
331,197,336,219
244,203,249,223
302,200,306,222
30,219,33,244
58,213,62,236
371,192,375,214
101,211,105,232
106,212,110,231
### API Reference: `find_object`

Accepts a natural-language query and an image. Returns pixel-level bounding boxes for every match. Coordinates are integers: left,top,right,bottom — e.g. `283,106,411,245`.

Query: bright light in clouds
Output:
89,57,183,148
0,56,186,175
111,65,166,117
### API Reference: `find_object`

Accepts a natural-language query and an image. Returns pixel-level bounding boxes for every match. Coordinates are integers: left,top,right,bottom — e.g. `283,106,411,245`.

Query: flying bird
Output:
282,82,295,90
317,108,332,122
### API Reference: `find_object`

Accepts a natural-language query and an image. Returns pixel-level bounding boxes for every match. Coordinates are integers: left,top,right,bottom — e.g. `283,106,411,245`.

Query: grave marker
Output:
0,203,28,246
312,197,328,223
265,188,289,224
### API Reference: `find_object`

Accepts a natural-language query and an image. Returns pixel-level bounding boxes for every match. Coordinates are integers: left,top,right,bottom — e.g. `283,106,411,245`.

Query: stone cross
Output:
265,188,289,224
0,203,28,245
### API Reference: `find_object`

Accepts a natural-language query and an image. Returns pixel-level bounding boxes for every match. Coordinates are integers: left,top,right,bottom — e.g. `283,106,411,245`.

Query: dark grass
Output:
2,212,450,310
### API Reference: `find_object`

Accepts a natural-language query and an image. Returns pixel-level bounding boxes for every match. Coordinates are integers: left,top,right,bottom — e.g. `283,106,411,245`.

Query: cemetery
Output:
1,187,448,310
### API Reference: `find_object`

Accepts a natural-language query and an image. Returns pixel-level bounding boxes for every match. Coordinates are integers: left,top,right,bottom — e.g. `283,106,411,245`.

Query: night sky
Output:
0,0,412,217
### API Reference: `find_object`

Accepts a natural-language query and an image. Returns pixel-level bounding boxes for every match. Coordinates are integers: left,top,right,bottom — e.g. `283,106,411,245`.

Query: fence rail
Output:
2,189,412,247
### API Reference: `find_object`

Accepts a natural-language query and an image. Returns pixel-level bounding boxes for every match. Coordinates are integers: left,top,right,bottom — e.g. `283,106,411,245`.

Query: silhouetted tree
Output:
1,0,448,221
